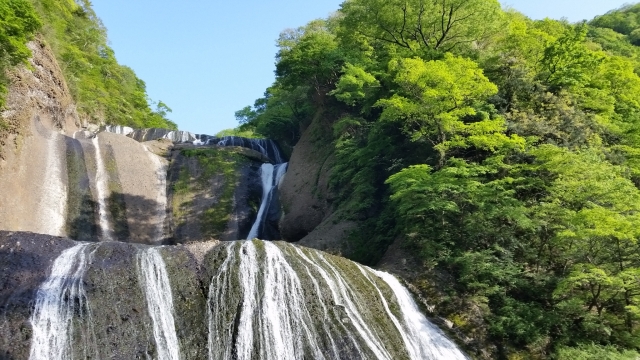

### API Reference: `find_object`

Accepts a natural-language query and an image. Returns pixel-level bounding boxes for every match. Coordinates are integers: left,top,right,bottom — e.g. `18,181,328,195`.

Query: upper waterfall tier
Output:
105,127,286,164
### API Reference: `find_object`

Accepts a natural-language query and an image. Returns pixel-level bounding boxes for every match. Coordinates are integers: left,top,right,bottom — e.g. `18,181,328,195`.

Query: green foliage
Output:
30,0,175,129
0,0,40,107
0,0,40,66
556,343,640,360
338,0,504,57
243,0,640,356
591,4,640,36
235,84,313,151
376,54,524,164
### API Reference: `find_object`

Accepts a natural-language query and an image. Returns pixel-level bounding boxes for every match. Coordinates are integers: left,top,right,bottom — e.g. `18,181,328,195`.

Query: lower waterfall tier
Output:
0,231,467,360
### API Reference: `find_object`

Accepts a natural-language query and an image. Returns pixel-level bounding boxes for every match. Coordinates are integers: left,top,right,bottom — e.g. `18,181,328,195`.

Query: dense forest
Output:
0,0,175,129
236,1,640,358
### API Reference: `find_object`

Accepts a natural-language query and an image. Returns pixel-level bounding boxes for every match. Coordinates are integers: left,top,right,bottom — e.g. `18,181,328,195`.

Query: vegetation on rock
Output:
0,0,40,110
0,0,175,130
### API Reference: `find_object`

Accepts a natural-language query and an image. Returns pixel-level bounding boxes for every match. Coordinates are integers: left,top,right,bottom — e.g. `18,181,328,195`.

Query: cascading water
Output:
37,131,67,237
92,136,113,241
18,126,471,360
137,146,180,359
216,136,285,164
29,243,97,360
144,146,168,244
246,162,288,240
137,247,181,360
104,125,134,137
373,270,467,359
207,240,468,360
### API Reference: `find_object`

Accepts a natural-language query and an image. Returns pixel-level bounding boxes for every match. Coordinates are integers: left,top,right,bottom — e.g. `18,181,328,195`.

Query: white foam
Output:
92,136,112,241
29,243,96,359
138,247,181,360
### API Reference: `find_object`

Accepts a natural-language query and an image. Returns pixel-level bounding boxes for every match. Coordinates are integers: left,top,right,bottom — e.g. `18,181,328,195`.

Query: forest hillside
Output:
0,0,175,142
236,1,640,358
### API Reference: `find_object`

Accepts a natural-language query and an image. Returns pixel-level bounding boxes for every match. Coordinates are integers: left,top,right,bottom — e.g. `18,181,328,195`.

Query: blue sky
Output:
91,0,630,135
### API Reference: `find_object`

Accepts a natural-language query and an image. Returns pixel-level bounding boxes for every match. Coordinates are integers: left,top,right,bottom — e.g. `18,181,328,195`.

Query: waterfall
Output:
246,163,288,240
29,243,97,360
137,247,181,360
215,136,285,164
206,240,468,360
104,125,134,136
92,136,112,241
37,131,67,237
144,146,168,244
373,270,468,359
207,242,239,360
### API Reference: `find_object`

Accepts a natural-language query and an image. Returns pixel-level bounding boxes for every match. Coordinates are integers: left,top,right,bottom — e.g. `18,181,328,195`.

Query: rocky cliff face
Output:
0,46,267,243
0,38,80,237
277,114,359,255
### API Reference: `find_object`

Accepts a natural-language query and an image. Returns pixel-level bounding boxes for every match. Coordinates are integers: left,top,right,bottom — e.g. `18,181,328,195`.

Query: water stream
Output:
246,163,287,240
92,136,112,241
137,247,181,360
29,243,97,360
207,240,468,360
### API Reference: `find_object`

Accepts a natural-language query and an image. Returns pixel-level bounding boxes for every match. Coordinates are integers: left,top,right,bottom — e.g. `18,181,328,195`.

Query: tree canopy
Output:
239,2,640,356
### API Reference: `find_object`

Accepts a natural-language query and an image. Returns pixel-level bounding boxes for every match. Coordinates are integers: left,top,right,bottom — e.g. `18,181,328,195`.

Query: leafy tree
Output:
376,54,523,165
30,0,176,129
339,0,504,57
0,0,40,66
0,0,40,107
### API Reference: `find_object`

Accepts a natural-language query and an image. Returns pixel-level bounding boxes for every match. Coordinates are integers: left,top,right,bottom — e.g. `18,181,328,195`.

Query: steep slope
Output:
0,38,80,236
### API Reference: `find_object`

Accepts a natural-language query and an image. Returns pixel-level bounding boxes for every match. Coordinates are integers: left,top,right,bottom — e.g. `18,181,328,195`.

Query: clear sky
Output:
90,0,631,135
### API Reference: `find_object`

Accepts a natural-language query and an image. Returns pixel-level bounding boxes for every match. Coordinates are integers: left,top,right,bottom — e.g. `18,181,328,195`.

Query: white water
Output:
92,136,112,241
206,241,468,359
207,243,238,360
29,243,96,360
216,137,285,164
104,125,134,136
246,163,288,240
144,146,168,244
259,242,325,360
235,241,258,360
37,131,67,236
374,270,469,360
138,247,181,360
313,252,393,360
207,241,325,360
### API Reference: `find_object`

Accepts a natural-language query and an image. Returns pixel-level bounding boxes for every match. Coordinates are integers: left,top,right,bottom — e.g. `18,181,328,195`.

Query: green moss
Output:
171,167,191,226
177,148,246,238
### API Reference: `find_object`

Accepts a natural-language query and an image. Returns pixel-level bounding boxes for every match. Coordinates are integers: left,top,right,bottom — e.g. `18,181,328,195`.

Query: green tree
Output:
339,0,504,57
0,0,40,107
376,54,523,165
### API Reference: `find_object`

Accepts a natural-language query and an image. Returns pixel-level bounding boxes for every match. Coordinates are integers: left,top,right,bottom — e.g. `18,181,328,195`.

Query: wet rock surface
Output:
166,146,262,243
0,231,75,360
0,232,210,360
278,117,335,243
